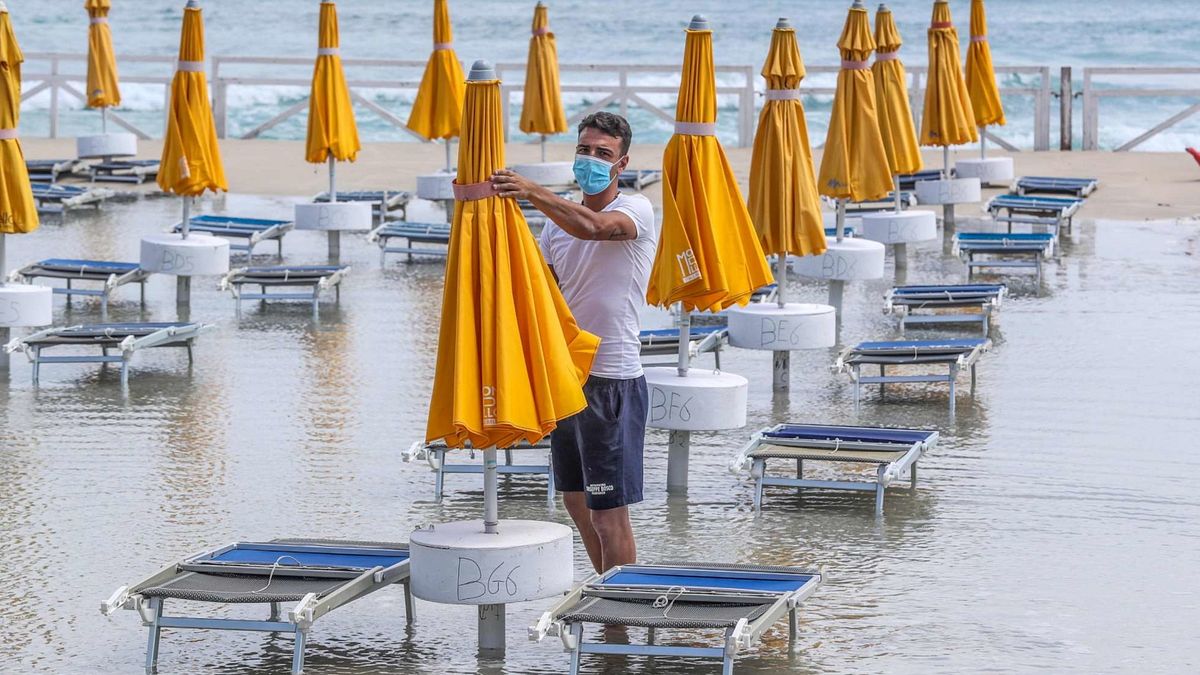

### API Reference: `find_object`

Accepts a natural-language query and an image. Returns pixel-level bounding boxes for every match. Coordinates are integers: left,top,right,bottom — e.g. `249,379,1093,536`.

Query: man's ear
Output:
616,154,630,172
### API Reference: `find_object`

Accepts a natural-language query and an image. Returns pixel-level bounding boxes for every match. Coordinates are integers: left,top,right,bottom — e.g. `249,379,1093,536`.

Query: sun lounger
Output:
1011,175,1098,197
26,158,79,183
101,539,413,675
884,283,1007,334
834,338,991,413
31,182,114,213
953,231,1057,284
313,190,412,224
4,321,210,386
86,159,160,184
403,438,555,505
220,265,348,318
640,324,728,368
730,423,939,514
987,194,1082,234
617,169,662,191
832,192,916,213
174,215,294,258
10,259,150,318
530,562,821,675
367,221,451,264
750,283,778,303
897,169,951,191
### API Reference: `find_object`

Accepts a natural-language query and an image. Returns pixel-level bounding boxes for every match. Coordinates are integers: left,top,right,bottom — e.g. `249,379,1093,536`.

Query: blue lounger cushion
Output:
38,259,139,273
893,284,1004,295
856,338,987,351
994,195,1082,206
640,325,726,339
189,215,291,229
210,544,408,570
765,424,934,445
1020,176,1096,184
603,570,812,594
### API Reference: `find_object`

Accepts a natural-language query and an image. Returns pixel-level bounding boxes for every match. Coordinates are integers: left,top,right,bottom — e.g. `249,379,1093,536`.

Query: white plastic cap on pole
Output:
688,15,708,30
776,17,792,29
468,59,496,81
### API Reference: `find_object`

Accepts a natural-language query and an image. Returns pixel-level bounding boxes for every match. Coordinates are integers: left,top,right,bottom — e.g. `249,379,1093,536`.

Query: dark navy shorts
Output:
551,375,648,510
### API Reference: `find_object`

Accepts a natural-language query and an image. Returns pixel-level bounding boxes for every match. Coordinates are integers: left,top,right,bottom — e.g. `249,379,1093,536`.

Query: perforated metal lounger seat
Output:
31,182,113,212
954,231,1056,283
101,539,413,675
640,324,727,368
221,265,348,318
403,438,554,504
731,423,939,514
313,190,412,223
988,194,1083,234
835,338,991,413
175,215,294,257
531,562,821,675
617,169,662,191
87,159,159,184
885,283,1007,334
1012,175,1098,197
897,169,951,190
26,158,78,182
11,258,150,317
5,321,209,385
368,221,451,263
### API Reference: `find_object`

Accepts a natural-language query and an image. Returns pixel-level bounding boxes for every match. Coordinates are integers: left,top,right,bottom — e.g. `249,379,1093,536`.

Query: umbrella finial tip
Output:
688,14,709,30
775,17,791,29
878,3,889,11
851,0,865,9
185,0,200,7
468,60,496,81
0,1,8,12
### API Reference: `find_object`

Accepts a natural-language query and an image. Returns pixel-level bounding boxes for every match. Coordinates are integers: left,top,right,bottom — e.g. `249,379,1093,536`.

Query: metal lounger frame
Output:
953,236,1057,285
27,159,78,183
730,424,940,515
88,161,159,184
367,222,450,264
617,169,662,191
530,563,822,675
7,323,210,386
313,191,411,225
833,341,991,415
884,285,1008,335
221,267,348,319
176,217,295,258
1012,176,1098,197
639,327,727,369
10,262,151,319
101,540,414,675
987,195,1081,235
31,184,114,213
403,440,555,506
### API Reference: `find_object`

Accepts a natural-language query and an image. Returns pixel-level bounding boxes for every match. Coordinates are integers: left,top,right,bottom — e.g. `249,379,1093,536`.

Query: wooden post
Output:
1060,67,1073,151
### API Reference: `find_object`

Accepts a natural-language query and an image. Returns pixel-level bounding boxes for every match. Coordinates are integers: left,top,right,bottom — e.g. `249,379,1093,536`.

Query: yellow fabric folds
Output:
872,7,921,175
748,23,826,257
0,5,37,234
407,0,466,141
425,73,599,449
919,0,977,147
816,4,892,202
157,3,226,197
305,1,360,164
965,0,1005,128
648,26,772,312
518,3,567,136
85,0,120,108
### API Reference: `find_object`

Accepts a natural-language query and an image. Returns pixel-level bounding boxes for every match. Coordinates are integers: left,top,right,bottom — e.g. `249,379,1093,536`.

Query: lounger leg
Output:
875,466,887,516
796,459,803,480
504,449,513,466
753,460,765,512
269,602,281,621
948,365,958,416
278,238,284,258
852,365,861,411
568,624,583,675
144,597,163,674
910,462,918,489
789,607,798,653
32,347,41,384
971,364,978,395
66,279,72,307
879,364,886,399
101,294,109,322
546,453,556,508
121,358,130,388
722,630,736,675
186,341,195,365
140,282,146,307
291,629,306,675
714,344,722,370
434,451,445,502
404,580,415,625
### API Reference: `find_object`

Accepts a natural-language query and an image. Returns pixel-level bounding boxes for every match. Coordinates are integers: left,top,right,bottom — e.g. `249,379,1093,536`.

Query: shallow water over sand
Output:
1,194,1198,673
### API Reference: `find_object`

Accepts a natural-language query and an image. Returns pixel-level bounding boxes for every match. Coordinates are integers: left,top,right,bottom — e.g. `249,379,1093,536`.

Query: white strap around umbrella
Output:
673,121,716,136
764,89,801,101
433,42,453,51
177,60,204,72
875,51,899,62
90,17,108,24
971,35,988,43
0,128,17,140
317,48,340,55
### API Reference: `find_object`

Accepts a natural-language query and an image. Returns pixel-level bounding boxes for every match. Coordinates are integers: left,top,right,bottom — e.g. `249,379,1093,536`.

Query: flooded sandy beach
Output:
2,193,1199,673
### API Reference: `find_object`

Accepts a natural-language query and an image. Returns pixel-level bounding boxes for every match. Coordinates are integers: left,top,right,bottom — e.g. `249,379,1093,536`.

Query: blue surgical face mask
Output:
573,154,621,195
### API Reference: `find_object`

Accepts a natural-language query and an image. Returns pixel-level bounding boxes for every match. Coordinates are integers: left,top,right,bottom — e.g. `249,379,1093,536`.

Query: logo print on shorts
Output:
676,248,701,283
586,483,614,495
482,385,497,427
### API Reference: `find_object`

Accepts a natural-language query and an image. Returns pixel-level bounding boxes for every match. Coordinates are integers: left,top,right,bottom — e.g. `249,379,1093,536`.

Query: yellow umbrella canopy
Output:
406,0,466,142
425,60,599,449
816,1,892,203
965,0,1005,128
872,4,921,175
305,1,360,164
919,0,977,147
85,0,120,108
518,2,567,137
747,18,826,259
0,2,37,234
157,0,226,197
648,16,773,313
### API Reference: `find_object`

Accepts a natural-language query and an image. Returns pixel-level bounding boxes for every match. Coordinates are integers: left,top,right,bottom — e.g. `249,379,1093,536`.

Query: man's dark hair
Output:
578,112,632,156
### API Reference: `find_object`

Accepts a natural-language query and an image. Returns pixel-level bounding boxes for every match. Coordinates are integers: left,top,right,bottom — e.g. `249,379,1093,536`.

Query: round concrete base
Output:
294,201,373,231
791,238,885,281
409,519,573,604
955,157,1014,185
727,303,836,351
510,162,575,187
913,177,982,205
140,233,230,276
416,171,457,201
0,284,53,327
76,132,137,159
860,210,938,244
644,367,748,431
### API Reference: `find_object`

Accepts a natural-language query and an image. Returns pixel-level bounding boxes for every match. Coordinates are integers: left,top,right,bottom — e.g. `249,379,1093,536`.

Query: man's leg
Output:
590,506,636,572
562,491,604,573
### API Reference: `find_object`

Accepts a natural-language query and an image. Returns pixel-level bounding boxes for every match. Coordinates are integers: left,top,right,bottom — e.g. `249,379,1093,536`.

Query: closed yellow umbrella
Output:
0,0,38,239
966,0,1004,159
872,4,921,178
817,0,892,243
649,14,772,324
920,0,977,169
426,59,598,456
306,1,359,165
519,2,567,161
748,17,826,287
407,0,466,170
85,0,120,117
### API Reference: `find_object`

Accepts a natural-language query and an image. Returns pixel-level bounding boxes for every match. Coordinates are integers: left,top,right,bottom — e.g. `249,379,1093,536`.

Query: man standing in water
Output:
492,112,656,573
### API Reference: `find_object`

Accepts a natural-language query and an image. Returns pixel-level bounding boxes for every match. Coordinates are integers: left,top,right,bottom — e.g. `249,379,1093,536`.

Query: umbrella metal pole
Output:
773,252,790,391
0,234,6,373
942,146,955,228
540,135,547,163
831,199,845,322
328,157,340,260
980,128,986,159
667,430,690,493
676,306,691,377
177,198,190,309
445,139,453,173
483,447,499,534
893,175,902,214
775,253,787,308
102,107,108,133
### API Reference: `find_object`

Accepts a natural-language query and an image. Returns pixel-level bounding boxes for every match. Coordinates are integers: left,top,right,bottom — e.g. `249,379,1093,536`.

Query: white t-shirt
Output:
539,192,658,380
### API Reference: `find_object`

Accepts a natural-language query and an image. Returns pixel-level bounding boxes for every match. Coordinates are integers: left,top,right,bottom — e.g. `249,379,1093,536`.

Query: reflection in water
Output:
1,195,1199,673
